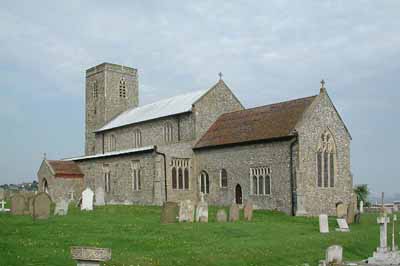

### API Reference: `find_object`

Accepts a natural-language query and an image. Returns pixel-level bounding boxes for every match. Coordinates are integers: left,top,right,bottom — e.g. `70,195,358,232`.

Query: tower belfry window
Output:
92,80,98,99
119,77,127,98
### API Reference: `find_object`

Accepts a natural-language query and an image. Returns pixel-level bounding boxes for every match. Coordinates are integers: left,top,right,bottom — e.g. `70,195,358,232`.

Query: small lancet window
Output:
133,129,142,148
164,123,173,143
220,169,228,188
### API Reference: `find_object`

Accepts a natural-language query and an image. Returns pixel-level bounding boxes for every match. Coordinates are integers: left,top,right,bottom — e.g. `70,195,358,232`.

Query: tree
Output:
354,184,370,207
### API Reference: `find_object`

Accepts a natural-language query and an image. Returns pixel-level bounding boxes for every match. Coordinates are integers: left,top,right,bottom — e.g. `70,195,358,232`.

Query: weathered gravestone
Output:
71,246,111,266
10,194,25,215
244,200,253,221
336,218,350,232
54,199,69,216
160,202,179,224
95,187,105,206
0,187,4,200
196,194,208,223
319,214,329,233
347,194,358,224
216,209,227,222
26,196,35,215
336,203,347,218
359,200,364,213
33,192,52,220
229,202,240,222
179,200,195,222
325,245,343,265
81,188,94,211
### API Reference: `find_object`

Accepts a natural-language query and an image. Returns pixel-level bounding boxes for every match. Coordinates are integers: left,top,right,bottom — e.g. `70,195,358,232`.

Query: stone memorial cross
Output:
377,215,390,253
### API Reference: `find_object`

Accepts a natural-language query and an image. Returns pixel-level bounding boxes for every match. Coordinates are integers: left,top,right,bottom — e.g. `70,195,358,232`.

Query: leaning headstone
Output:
393,204,399,212
216,209,227,222
336,203,347,218
196,194,208,223
10,194,25,215
71,246,111,266
54,199,69,216
179,200,195,222
32,192,52,220
325,245,343,265
160,202,179,224
95,187,105,206
336,218,350,232
229,202,240,222
243,200,253,221
81,188,94,211
319,214,329,233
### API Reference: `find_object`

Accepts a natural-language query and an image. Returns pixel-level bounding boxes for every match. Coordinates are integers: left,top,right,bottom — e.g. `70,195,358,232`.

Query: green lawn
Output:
0,205,385,266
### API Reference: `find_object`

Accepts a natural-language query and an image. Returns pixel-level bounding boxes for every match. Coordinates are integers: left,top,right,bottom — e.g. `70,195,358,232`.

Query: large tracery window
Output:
250,167,271,195
119,77,127,98
131,161,141,191
317,130,336,188
171,158,190,190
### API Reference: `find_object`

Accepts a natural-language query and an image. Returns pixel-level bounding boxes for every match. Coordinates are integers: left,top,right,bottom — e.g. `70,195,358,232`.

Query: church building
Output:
37,62,353,216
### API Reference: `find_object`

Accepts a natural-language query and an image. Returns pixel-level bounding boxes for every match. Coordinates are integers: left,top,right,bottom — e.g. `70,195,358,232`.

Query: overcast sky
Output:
0,1,399,196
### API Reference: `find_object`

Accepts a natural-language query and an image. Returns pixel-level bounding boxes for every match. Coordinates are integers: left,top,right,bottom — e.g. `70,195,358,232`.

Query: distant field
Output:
0,205,385,266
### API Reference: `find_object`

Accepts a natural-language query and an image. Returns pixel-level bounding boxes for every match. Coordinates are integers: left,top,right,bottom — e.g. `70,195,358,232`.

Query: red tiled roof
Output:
47,160,84,178
194,95,317,149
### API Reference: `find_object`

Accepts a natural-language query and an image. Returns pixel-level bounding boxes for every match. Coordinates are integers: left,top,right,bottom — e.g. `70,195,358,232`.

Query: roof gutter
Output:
154,146,168,202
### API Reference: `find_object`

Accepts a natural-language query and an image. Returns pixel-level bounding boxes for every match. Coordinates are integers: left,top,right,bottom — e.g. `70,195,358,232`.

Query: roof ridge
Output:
221,95,318,116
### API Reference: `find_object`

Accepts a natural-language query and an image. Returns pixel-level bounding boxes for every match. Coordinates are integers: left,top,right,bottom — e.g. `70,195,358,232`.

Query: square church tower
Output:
85,63,139,155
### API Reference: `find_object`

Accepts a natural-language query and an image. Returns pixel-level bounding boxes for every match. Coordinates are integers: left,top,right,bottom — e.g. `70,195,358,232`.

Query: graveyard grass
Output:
0,204,385,266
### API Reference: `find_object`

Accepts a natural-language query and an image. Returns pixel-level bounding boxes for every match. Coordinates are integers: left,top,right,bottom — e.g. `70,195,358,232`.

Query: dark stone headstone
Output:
33,192,52,220
160,202,179,224
10,194,25,215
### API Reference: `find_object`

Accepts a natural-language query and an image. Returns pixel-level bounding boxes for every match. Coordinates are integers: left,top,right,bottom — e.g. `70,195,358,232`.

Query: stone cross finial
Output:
43,153,47,160
218,72,223,80
320,79,325,89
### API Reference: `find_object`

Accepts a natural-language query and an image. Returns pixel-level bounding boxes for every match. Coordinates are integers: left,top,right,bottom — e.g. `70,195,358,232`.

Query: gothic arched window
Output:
200,171,209,194
317,130,336,188
178,168,183,189
119,77,127,98
220,169,228,188
131,161,141,191
133,129,142,148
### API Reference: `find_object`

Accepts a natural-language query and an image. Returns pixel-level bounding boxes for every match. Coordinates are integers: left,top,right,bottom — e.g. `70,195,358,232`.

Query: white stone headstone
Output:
54,199,69,216
325,245,343,264
319,214,329,233
81,188,94,211
336,218,350,232
359,200,364,213
95,187,105,206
